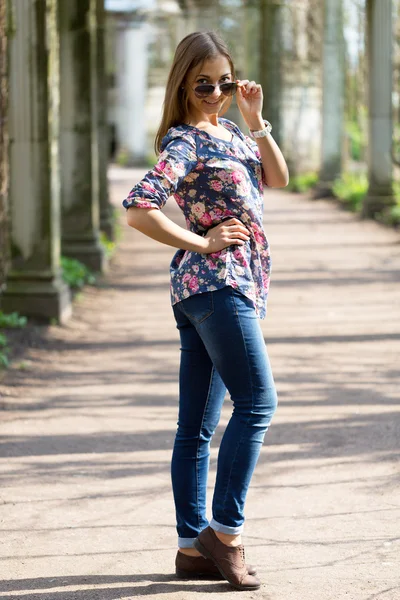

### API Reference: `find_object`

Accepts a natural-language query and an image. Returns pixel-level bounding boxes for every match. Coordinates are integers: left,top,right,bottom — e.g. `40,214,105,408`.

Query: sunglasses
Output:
191,81,237,98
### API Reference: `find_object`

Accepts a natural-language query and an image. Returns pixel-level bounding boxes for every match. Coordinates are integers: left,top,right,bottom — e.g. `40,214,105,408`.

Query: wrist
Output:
246,116,264,131
248,119,272,139
197,235,209,253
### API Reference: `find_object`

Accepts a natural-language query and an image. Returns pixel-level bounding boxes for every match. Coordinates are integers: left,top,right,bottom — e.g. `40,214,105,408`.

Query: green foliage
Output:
386,204,400,226
0,311,27,328
0,340,8,367
392,125,400,166
145,152,158,168
0,310,27,369
112,208,123,243
61,256,96,289
345,120,366,162
286,172,318,193
332,173,368,212
376,184,400,226
116,147,131,167
100,231,116,259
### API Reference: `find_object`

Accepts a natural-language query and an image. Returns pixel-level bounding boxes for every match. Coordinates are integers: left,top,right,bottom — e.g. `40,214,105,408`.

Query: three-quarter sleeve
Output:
122,136,197,211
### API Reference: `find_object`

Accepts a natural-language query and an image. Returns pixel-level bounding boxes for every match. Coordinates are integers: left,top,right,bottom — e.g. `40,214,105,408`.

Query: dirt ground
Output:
0,166,399,600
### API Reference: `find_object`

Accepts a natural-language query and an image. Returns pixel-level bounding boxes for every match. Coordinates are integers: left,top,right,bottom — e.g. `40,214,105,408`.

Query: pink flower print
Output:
210,208,223,220
135,200,153,208
189,276,199,292
142,181,156,192
174,193,185,207
211,180,223,192
163,164,175,179
210,251,222,259
233,249,243,261
193,265,199,274
182,273,191,284
192,202,205,218
232,170,245,184
217,170,232,184
206,259,218,270
252,223,265,244
200,213,213,227
253,229,264,244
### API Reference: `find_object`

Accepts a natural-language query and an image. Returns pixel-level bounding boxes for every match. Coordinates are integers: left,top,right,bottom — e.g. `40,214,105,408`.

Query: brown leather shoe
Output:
175,550,257,580
194,526,261,590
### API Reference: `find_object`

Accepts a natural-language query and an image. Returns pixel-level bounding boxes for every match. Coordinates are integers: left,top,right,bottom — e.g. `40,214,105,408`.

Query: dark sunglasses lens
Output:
194,84,215,97
220,82,237,96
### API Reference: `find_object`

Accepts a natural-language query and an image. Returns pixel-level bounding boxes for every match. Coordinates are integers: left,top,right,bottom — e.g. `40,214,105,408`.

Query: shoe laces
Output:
239,545,245,565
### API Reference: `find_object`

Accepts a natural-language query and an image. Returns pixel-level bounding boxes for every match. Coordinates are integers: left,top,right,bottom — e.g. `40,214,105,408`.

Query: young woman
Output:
123,31,288,591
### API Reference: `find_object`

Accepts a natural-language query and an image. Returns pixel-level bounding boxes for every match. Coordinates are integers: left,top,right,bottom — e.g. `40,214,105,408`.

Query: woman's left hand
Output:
235,79,264,130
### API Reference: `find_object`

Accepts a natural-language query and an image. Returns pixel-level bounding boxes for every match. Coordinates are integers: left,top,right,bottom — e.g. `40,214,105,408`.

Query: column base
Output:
0,276,72,324
361,194,395,218
62,240,107,273
100,206,116,242
312,181,335,199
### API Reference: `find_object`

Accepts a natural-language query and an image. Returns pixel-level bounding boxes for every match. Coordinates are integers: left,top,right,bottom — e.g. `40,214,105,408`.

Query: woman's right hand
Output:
203,218,251,253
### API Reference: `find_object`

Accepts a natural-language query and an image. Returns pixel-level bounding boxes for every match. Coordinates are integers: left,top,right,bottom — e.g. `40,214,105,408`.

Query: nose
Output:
208,84,222,100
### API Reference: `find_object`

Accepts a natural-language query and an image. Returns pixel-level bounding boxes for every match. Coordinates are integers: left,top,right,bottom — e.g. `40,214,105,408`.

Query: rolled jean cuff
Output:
178,537,196,548
210,518,244,535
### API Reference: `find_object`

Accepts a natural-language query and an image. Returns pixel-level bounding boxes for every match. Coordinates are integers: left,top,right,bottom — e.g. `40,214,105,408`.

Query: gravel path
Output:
0,166,399,599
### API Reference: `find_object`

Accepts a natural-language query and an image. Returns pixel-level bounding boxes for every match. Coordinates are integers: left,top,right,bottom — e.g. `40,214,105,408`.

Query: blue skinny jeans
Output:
171,286,278,548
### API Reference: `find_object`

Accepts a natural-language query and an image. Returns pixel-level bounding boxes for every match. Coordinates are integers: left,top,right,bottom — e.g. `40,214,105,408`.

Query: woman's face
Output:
184,55,233,121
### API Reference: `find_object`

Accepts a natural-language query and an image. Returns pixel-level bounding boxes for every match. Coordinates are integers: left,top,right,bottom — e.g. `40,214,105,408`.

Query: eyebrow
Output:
196,72,232,79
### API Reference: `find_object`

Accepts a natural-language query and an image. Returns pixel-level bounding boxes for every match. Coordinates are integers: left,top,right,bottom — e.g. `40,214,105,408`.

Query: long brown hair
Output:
154,31,236,154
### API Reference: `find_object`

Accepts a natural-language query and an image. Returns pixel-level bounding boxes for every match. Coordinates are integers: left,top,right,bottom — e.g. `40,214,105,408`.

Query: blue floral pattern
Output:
122,118,271,318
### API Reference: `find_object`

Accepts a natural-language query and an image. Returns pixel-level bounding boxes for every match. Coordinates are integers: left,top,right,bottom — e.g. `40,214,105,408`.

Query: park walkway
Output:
0,166,399,600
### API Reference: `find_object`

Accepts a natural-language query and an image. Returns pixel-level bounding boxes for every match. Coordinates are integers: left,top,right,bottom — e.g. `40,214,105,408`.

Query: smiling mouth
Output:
204,98,221,105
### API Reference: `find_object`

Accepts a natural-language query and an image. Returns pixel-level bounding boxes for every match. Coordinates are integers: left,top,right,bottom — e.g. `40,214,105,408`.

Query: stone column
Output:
59,0,105,271
317,0,345,197
0,0,10,293
93,0,114,241
115,17,149,164
259,0,284,146
1,0,71,322
362,0,394,217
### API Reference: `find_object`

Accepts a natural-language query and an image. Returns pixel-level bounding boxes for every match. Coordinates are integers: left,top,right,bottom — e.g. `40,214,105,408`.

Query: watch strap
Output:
248,120,272,139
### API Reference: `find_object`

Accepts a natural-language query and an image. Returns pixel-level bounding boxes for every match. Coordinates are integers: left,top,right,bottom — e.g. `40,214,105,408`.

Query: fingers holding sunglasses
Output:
237,80,263,98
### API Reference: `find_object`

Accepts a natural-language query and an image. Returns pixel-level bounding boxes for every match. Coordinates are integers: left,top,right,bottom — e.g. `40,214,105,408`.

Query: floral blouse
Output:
122,118,271,319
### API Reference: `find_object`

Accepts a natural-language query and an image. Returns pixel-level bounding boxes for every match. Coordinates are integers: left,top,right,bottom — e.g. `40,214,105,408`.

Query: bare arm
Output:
249,118,289,188
126,207,250,253
236,79,289,188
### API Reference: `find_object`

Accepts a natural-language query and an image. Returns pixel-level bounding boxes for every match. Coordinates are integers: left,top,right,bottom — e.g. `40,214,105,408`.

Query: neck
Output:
186,112,219,128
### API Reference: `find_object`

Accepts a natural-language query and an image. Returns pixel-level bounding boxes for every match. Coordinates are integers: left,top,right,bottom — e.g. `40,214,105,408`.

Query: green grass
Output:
286,172,318,193
61,257,96,289
332,173,368,212
0,310,28,369
375,182,400,226
100,231,116,260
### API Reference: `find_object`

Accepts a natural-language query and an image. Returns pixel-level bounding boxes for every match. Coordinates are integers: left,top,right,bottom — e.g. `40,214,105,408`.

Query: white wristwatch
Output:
248,120,272,139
